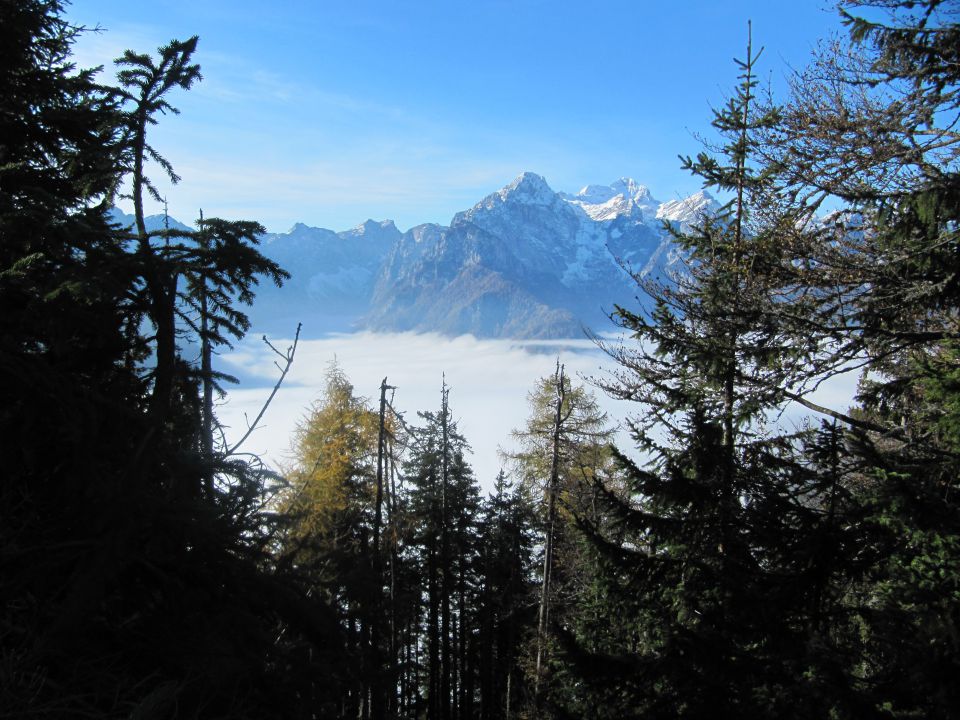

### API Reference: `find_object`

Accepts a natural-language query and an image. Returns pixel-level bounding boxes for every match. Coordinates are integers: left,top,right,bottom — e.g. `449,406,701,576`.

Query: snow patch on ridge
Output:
656,190,716,224
496,171,555,206
561,177,661,225
562,217,622,285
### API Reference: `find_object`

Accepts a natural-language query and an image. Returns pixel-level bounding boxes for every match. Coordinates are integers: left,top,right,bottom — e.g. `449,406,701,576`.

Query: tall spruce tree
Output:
1,5,130,711
403,381,482,720
475,471,538,720
560,27,868,719
110,37,287,471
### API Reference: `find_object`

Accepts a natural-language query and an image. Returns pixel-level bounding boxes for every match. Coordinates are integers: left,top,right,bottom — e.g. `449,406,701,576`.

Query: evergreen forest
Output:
2,1,959,718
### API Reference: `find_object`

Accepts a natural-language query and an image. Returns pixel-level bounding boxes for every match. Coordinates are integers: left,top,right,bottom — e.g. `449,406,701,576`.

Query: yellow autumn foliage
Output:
281,363,379,548
505,370,619,519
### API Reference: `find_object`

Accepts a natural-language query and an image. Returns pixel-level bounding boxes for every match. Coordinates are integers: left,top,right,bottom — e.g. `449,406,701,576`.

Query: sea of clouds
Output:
217,331,861,494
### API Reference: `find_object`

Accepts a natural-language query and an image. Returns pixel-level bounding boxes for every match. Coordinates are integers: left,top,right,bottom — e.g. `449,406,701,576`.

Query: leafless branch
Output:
225,322,301,457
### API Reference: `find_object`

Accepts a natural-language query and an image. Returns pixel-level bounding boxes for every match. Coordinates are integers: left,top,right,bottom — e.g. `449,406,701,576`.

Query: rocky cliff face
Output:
362,172,714,338
256,218,402,333
244,173,718,338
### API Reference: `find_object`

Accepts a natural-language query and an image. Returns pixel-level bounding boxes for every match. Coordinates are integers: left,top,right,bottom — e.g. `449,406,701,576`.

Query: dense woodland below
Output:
3,1,960,718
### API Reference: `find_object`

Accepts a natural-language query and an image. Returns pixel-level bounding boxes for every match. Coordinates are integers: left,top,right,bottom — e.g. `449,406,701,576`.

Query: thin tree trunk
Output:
374,377,388,555
387,435,399,716
428,541,440,720
535,362,565,700
132,111,176,434
505,668,512,720
440,380,452,720
198,210,214,495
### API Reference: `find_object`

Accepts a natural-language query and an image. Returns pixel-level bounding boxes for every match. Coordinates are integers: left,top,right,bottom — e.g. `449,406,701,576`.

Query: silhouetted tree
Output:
0,7,336,716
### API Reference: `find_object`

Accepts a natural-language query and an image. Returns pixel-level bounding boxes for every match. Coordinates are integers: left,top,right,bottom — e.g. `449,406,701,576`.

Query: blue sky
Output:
68,1,842,233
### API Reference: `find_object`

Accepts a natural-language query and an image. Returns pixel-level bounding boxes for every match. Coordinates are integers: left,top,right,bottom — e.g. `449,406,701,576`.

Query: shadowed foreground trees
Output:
554,3,960,719
281,371,542,720
0,3,343,717
764,2,960,714
278,363,384,717
554,29,855,719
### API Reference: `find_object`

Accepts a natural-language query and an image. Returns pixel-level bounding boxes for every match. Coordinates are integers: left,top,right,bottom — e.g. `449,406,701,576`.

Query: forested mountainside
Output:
3,1,960,719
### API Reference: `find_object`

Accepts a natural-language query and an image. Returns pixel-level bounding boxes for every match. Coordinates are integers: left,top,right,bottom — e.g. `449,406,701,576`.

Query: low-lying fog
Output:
217,331,861,493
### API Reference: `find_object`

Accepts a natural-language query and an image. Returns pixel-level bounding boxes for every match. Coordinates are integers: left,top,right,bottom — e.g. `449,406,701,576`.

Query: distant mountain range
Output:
112,173,718,339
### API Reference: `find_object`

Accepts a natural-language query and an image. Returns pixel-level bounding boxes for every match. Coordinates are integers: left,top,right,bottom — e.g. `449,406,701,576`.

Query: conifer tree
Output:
113,36,201,429
283,364,379,557
110,37,287,468
562,28,864,718
2,8,130,711
503,363,615,712
404,381,482,720
475,471,538,720
279,362,387,716
757,2,960,715
1,7,330,715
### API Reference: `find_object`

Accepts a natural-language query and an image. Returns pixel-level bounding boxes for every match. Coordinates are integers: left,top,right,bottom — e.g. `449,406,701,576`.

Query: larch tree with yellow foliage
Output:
284,362,380,555
279,361,384,718
503,362,616,712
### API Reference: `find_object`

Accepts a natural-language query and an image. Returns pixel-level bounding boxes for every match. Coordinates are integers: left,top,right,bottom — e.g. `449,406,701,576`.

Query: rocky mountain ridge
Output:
112,174,718,338
357,172,715,338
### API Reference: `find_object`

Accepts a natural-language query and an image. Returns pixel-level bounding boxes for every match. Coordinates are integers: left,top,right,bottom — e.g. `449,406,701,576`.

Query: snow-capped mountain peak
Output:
246,172,719,338
562,177,660,223
496,171,555,205
357,218,397,234
573,183,620,205
566,177,655,204
286,221,322,235
339,218,400,241
611,177,654,203
656,189,717,225
573,194,636,222
453,172,561,227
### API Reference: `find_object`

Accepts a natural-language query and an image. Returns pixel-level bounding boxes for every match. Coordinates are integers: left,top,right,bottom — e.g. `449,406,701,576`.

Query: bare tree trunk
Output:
505,668,512,720
440,379,452,720
386,434,399,717
534,362,565,701
428,540,440,720
198,209,214,495
374,377,388,555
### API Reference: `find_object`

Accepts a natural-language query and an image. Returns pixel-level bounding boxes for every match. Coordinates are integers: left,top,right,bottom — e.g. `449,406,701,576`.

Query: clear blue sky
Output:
68,1,842,233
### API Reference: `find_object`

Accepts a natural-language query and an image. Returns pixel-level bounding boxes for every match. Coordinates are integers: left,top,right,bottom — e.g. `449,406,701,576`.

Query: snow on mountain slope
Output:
561,177,661,225
135,174,718,338
656,189,717,226
365,173,699,338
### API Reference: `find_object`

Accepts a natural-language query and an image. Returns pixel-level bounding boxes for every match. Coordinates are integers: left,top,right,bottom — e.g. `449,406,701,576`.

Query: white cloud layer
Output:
217,331,626,491
216,331,861,494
